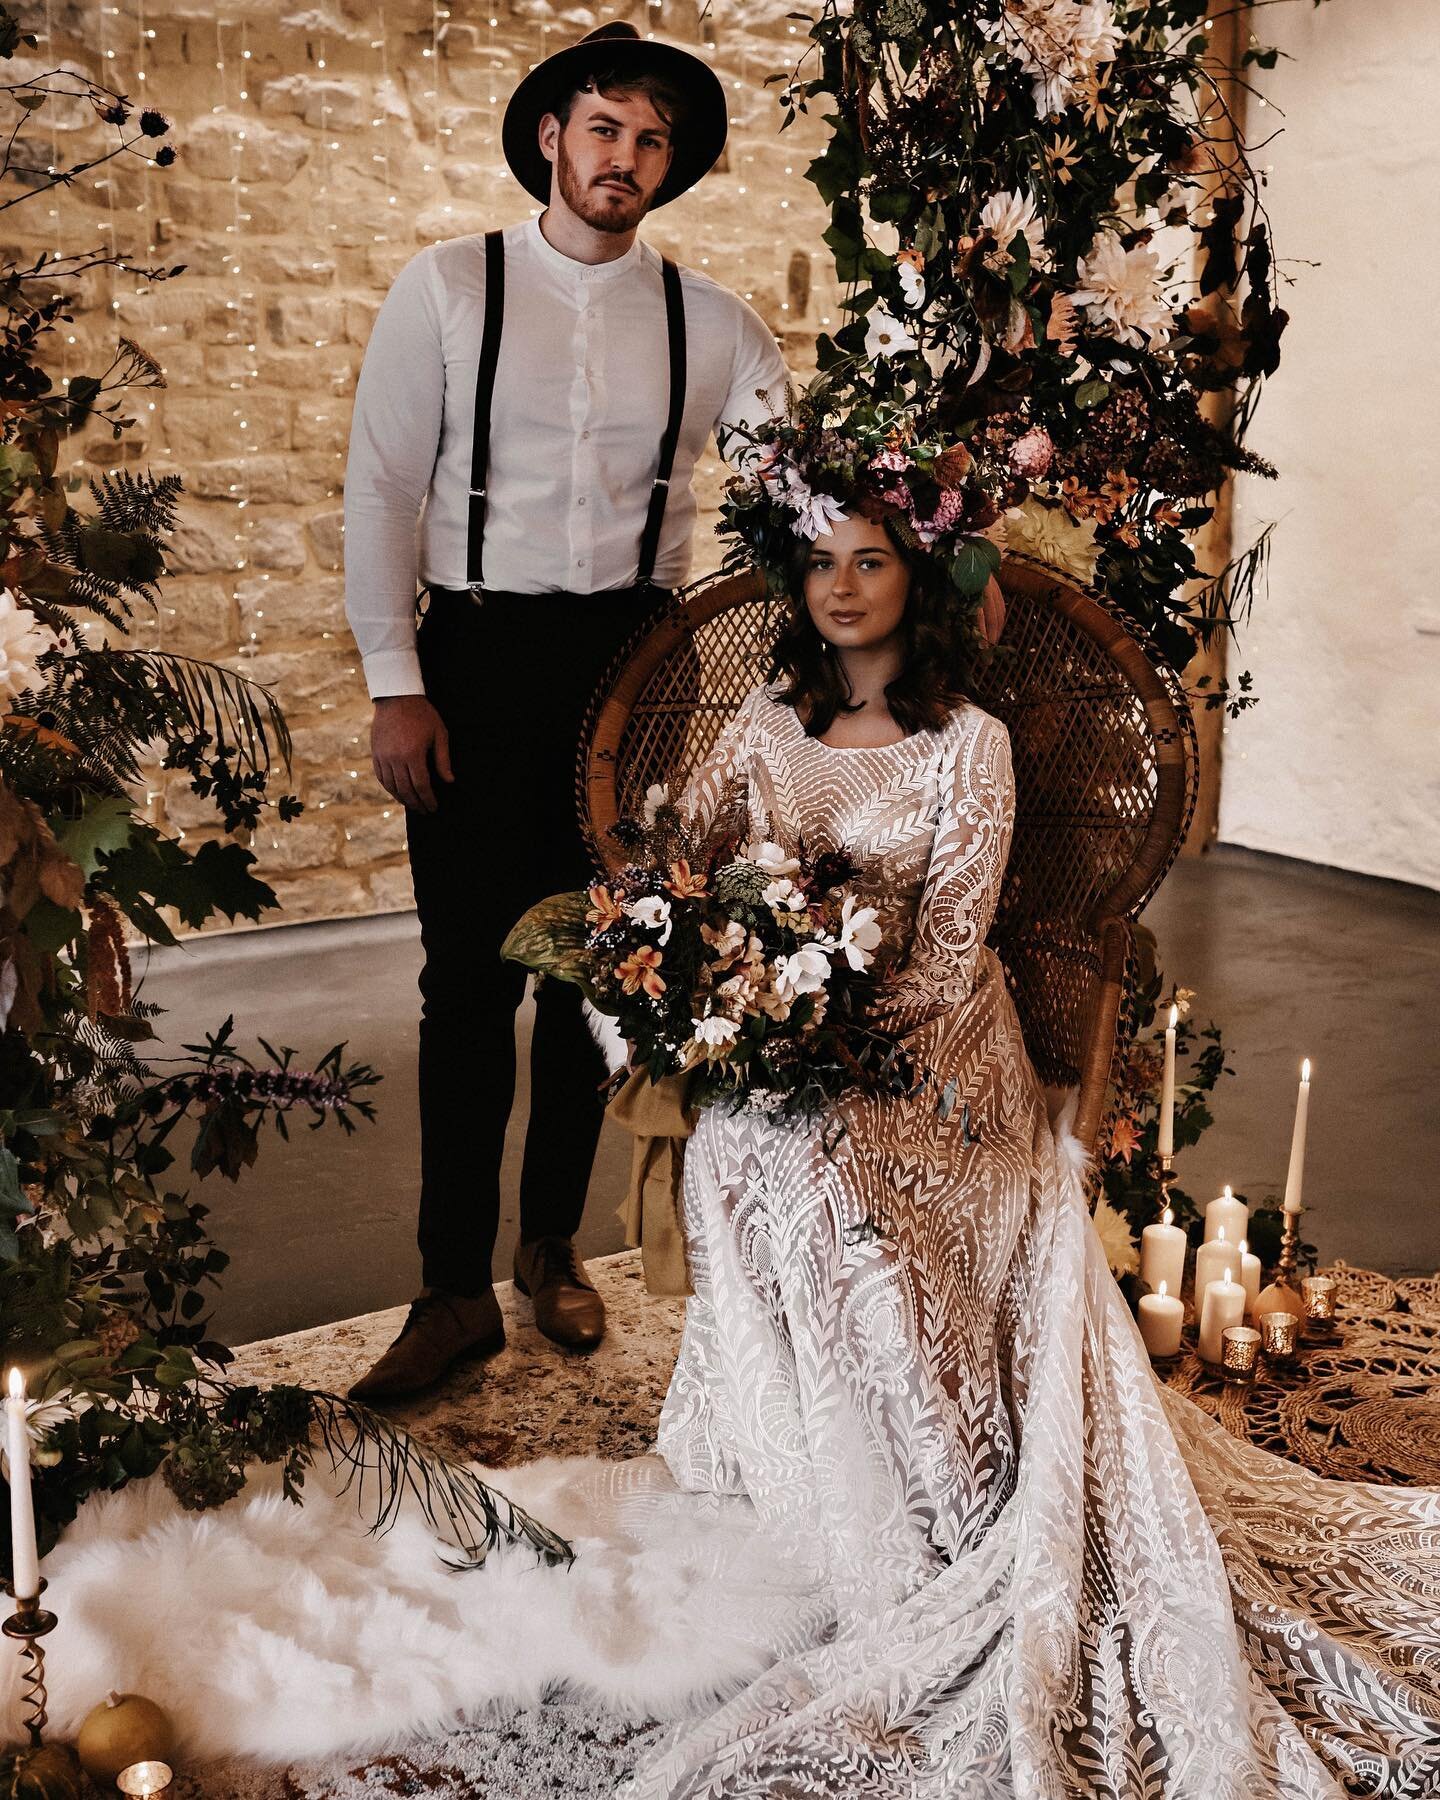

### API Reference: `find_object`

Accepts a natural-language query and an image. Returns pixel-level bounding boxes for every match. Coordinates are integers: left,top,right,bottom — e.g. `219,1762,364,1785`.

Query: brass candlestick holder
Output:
3,1578,84,1795
1254,1205,1305,1322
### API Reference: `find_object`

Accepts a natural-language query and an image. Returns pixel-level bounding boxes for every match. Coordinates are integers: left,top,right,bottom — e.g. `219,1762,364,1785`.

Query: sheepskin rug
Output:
0,1453,823,1768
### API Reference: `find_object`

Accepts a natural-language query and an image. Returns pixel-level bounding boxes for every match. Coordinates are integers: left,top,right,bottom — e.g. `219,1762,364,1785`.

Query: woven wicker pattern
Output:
576,557,1197,1150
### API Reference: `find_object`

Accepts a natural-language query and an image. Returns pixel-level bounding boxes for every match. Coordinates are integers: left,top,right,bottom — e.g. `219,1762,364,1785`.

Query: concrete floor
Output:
136,845,1440,1345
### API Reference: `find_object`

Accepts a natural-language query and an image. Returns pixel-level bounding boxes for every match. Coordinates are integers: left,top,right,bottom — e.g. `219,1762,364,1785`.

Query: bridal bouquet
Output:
503,794,918,1126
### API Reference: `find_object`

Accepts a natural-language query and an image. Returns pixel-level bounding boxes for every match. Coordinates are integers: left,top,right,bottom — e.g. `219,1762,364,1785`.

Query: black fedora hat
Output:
502,21,728,210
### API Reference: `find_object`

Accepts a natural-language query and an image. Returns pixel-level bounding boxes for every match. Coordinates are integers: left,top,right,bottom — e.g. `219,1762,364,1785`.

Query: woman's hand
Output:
976,574,1007,649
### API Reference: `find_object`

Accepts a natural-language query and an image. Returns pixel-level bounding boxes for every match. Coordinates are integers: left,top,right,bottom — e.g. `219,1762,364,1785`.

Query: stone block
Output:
339,807,408,864
247,517,308,572
153,577,238,658
246,246,339,287
292,401,350,452
265,293,346,349
252,814,343,873
236,573,346,644
165,508,244,576
260,75,367,131
163,390,292,459
368,860,416,913
265,868,370,923
223,645,365,714
307,509,344,570
184,114,312,185
189,453,338,504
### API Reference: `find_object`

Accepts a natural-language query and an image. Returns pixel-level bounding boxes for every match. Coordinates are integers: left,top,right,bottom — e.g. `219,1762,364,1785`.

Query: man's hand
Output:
371,694,454,813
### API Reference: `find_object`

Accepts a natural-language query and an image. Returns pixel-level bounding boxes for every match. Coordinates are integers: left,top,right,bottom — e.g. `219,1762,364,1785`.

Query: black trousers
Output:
406,583,664,1295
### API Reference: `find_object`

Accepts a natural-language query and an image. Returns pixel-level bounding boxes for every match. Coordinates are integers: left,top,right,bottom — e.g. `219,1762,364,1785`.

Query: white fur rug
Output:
0,1453,822,1767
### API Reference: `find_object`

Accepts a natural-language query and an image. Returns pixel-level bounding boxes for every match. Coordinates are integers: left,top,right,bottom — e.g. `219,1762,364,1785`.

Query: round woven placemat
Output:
1162,1262,1440,1486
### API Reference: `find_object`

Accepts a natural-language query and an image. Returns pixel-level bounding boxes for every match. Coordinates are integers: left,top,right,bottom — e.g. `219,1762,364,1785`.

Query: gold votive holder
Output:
1259,1310,1299,1362
117,1761,174,1799
1301,1275,1337,1323
1220,1325,1261,1384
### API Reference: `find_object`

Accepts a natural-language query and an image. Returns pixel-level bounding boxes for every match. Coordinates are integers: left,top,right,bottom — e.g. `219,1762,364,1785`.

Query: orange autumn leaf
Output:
2,714,80,756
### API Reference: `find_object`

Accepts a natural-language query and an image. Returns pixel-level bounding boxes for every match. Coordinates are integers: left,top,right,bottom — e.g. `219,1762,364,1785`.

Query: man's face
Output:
540,87,675,234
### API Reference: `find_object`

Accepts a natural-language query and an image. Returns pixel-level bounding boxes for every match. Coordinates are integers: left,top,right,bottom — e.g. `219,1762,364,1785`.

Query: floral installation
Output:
768,0,1318,709
0,9,568,1580
505,794,933,1137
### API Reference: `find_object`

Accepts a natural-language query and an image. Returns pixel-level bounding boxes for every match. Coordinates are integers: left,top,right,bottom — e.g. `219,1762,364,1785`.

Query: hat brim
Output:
502,37,728,210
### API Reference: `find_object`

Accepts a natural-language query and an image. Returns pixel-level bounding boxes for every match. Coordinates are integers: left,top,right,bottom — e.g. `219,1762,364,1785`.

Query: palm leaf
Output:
501,890,596,994
306,1390,574,1569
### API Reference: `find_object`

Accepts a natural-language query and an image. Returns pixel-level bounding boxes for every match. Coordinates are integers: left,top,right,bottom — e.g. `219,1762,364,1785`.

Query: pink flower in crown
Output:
870,447,914,474
911,485,968,545
1010,427,1055,481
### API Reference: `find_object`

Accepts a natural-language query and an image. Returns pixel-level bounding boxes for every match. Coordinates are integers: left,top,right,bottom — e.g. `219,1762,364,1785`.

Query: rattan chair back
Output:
578,554,1197,1136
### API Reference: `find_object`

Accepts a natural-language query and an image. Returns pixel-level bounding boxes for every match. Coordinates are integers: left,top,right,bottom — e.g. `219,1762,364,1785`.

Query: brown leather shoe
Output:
513,1236,605,1351
346,1288,504,1403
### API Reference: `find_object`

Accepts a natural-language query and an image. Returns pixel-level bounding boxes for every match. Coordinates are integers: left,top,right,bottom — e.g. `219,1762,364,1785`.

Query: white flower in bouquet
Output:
979,188,1049,268
1091,1195,1140,1279
984,0,1122,117
788,483,850,542
827,894,883,972
744,841,802,880
865,308,919,360
763,876,808,917
0,587,56,705
774,943,831,1004
896,260,926,309
1070,231,1173,349
701,918,748,962
641,783,670,825
1005,497,1102,584
687,1014,740,1063
626,894,673,946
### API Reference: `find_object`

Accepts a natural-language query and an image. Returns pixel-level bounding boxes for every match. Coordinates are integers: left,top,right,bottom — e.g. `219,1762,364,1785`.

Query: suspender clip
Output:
651,476,670,489
468,486,487,497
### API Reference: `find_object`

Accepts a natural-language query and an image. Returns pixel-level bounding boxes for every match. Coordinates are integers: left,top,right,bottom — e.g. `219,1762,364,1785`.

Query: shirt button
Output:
582,430,590,440
578,496,586,506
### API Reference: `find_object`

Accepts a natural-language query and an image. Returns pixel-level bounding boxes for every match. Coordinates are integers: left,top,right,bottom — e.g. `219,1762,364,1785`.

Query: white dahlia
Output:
1070,231,1173,349
1091,1196,1139,1279
1005,498,1102,585
979,188,1049,268
983,0,1124,118
0,588,55,705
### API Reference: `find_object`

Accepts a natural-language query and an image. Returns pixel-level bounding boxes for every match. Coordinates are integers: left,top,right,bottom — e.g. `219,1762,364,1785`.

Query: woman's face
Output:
802,512,911,653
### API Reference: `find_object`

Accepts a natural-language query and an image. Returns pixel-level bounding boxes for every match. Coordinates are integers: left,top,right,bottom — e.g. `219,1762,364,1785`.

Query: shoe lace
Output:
534,1237,581,1286
399,1292,453,1338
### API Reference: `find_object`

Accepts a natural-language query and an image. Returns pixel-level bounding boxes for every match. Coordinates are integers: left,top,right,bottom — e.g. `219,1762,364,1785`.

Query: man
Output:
341,22,788,1400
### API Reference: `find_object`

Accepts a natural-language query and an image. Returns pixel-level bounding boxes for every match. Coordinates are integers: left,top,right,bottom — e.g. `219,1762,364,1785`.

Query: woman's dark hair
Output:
767,518,975,740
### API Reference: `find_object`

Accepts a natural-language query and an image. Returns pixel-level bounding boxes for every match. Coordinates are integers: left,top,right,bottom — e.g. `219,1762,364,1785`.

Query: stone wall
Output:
12,0,833,927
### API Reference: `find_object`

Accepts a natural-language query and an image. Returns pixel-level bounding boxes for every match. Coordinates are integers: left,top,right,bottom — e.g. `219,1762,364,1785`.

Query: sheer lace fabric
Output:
615,686,1440,1799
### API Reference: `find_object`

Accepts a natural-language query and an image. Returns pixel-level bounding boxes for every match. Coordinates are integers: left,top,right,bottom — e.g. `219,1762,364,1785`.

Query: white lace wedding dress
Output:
618,683,1440,1799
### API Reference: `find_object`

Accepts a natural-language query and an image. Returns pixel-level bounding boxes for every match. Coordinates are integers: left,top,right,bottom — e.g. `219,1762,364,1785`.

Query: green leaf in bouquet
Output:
501,891,597,997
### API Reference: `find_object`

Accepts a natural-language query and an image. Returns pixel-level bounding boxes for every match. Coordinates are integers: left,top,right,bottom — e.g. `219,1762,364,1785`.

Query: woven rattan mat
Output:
1164,1262,1440,1486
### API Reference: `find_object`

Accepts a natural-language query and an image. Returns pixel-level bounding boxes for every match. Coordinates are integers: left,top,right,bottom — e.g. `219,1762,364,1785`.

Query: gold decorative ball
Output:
76,1691,176,1785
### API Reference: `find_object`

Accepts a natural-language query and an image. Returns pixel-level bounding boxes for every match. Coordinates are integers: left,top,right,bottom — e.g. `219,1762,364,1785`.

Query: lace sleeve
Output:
872,712,1016,1038
677,687,763,846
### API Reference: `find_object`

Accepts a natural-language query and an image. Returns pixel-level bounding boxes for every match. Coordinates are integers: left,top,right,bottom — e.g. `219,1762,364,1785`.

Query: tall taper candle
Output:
1157,1003,1178,1160
1283,1059,1311,1215
5,1366,39,1601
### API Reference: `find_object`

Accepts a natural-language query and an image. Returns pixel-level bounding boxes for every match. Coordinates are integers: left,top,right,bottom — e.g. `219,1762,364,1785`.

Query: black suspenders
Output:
465,229,688,595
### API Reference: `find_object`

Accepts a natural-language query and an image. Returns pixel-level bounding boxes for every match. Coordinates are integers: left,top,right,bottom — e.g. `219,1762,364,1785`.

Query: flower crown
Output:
716,378,1036,602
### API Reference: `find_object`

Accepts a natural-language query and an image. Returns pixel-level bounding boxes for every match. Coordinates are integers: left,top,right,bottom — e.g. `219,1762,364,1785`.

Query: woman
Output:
619,507,1440,1798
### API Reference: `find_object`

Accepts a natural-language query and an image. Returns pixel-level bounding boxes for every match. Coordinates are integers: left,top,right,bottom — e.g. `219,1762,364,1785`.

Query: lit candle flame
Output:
1162,1207,1173,1227
6,1367,22,1400
1158,1280,1169,1298
1239,1237,1248,1256
1217,1226,1227,1242
1168,1004,1178,1029
1224,1268,1235,1284
1223,1184,1232,1199
1301,1057,1311,1083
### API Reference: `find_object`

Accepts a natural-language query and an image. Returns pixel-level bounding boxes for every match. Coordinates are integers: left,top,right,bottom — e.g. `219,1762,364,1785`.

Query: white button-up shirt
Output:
343,217,789,698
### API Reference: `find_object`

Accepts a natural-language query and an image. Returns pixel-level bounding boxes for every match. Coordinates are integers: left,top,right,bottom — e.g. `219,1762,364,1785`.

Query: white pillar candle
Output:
5,1367,39,1602
1204,1184,1248,1246
1140,1206,1187,1297
1157,1004,1178,1160
1194,1229,1236,1311
1138,1280,1184,1359
1283,1059,1311,1215
1198,1272,1245,1363
1237,1238,1262,1319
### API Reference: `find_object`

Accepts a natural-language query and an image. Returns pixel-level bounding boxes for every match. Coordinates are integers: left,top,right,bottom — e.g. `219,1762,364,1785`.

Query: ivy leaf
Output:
1075,379,1111,411
949,537,1002,595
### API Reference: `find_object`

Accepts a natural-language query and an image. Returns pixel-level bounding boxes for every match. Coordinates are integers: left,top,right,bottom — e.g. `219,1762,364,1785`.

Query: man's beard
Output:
555,137,650,234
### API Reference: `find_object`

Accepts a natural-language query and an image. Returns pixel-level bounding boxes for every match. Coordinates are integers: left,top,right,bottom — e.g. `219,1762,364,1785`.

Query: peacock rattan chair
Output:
576,553,1197,1160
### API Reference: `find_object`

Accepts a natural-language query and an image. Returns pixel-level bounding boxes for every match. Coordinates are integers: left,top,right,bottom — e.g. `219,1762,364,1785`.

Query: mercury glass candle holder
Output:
1220,1325,1261,1384
1259,1310,1299,1362
1301,1275,1337,1323
117,1760,174,1798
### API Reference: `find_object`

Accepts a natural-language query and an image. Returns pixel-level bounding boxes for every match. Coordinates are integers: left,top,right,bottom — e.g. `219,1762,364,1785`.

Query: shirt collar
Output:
525,214,646,285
